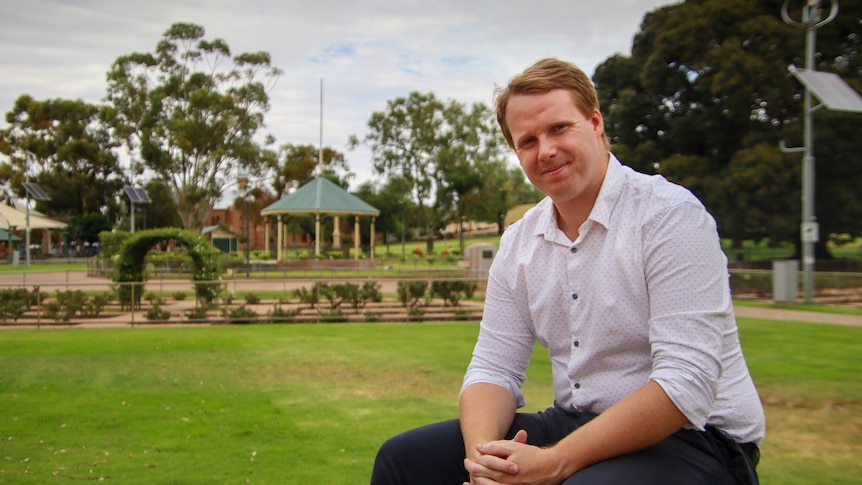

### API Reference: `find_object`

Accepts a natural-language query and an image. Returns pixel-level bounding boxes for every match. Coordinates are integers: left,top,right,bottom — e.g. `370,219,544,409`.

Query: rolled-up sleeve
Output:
461,241,536,408
644,201,732,430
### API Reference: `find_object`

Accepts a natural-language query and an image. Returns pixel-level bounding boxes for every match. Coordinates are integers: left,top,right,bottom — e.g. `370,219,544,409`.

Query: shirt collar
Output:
588,153,624,230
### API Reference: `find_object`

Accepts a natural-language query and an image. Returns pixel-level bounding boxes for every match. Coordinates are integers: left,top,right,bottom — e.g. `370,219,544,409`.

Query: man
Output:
371,58,765,485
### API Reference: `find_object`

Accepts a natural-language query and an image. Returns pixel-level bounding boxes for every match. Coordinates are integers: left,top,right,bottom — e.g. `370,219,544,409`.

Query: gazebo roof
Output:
261,177,379,217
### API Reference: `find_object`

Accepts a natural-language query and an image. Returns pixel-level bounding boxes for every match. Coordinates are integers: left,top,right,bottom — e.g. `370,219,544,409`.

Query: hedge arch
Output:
112,228,224,309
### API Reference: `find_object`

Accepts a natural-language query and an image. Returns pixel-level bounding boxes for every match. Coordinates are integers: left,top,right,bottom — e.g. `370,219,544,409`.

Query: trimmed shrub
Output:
0,288,33,323
80,292,113,318
145,307,172,321
184,307,209,321
226,305,258,324
268,306,299,323
430,280,478,307
318,310,347,323
397,281,429,308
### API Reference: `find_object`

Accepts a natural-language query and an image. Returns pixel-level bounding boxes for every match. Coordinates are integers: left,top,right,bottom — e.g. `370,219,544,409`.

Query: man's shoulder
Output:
618,163,702,210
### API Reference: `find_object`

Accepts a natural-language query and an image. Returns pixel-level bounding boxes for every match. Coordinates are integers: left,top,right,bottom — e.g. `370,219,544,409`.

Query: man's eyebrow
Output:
514,133,534,148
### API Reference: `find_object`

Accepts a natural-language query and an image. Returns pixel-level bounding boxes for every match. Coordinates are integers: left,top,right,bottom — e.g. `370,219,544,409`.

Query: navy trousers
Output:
371,405,758,485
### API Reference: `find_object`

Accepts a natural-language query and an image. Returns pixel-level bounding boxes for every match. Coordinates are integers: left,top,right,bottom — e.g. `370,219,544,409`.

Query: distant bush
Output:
430,280,478,307
80,292,113,318
364,312,381,322
145,307,172,321
0,288,33,323
184,307,209,321
397,281,429,308
294,283,325,308
267,306,298,323
318,310,347,323
144,291,165,307
43,290,88,323
226,305,258,324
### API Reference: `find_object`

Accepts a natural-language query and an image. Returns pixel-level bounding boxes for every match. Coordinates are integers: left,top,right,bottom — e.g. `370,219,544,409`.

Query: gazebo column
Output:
333,216,341,249
371,216,376,261
315,214,321,257
264,217,271,256
354,216,360,260
277,216,284,262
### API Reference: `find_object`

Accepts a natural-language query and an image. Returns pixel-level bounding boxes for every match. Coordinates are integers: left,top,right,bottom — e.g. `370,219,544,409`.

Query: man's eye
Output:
518,139,535,149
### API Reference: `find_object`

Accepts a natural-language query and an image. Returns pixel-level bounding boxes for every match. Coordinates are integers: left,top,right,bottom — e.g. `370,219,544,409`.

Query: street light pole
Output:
245,197,251,277
780,0,839,303
237,175,251,277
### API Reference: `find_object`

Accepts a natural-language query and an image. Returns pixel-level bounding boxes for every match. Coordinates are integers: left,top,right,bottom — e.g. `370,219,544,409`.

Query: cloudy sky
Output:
1,0,675,191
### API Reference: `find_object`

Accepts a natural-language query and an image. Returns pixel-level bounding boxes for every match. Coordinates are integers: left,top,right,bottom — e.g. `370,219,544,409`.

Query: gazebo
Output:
261,177,380,262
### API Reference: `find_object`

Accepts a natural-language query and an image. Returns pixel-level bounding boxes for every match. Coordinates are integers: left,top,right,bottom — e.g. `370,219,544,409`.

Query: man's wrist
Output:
544,443,580,480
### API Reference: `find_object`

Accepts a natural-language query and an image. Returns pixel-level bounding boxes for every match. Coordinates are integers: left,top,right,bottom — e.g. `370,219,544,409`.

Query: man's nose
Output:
537,136,558,161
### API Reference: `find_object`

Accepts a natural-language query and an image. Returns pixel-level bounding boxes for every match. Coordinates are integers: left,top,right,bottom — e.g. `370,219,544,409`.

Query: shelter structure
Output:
201,225,238,253
0,201,67,257
0,201,66,230
260,177,380,262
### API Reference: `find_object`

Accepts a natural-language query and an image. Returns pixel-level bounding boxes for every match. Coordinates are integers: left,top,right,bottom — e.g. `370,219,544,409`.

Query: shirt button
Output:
571,293,579,300
570,247,578,254
573,340,580,347
574,383,581,389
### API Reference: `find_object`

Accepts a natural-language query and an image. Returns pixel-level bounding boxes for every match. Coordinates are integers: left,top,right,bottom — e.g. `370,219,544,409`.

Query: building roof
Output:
201,225,237,237
261,177,379,217
0,200,67,230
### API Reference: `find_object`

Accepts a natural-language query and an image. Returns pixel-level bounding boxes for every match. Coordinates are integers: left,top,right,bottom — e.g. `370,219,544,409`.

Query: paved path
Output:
733,305,861,327
0,271,859,327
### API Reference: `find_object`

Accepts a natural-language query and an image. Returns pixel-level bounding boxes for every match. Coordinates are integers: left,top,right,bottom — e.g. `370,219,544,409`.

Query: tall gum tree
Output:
103,22,281,231
594,0,861,258
352,92,509,253
0,95,124,220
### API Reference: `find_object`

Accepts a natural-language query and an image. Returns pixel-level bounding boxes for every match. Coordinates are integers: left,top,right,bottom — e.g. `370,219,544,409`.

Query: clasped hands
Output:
463,430,567,485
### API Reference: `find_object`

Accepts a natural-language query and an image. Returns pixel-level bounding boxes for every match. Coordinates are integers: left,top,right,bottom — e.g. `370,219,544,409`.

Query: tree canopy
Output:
103,22,282,231
595,0,862,255
0,95,124,220
351,92,534,251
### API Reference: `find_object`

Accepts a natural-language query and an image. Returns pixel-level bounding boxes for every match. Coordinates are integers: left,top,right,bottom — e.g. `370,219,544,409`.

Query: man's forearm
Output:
547,380,690,476
459,383,518,460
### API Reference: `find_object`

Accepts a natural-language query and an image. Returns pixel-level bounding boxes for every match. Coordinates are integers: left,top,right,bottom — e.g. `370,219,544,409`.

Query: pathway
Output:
0,271,859,328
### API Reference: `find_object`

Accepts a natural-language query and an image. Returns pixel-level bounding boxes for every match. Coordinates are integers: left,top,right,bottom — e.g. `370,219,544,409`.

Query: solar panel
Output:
123,186,152,204
789,66,862,113
22,182,50,201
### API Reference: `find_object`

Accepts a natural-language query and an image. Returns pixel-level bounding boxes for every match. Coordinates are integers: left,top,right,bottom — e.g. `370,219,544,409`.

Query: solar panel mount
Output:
789,66,862,113
22,182,50,201
124,186,152,204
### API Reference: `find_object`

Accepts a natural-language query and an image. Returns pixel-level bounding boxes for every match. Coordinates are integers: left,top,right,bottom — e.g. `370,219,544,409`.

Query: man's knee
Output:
371,420,467,485
370,436,403,485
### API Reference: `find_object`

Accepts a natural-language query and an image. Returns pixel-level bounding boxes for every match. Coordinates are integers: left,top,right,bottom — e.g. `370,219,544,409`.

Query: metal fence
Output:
1,267,859,327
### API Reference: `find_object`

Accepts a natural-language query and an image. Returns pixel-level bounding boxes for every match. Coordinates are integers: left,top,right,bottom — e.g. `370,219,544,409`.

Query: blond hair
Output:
495,58,610,150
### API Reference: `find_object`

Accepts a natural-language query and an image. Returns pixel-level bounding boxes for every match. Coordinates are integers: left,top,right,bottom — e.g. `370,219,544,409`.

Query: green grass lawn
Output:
1,320,860,484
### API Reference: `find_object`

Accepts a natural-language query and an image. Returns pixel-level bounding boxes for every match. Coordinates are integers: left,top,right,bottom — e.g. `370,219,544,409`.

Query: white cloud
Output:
0,0,676,189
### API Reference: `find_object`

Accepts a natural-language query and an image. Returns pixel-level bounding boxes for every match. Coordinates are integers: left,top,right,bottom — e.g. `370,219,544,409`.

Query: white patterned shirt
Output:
462,155,766,444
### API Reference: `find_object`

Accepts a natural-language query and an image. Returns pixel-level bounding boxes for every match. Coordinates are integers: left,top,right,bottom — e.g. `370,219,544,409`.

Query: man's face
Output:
506,89,607,209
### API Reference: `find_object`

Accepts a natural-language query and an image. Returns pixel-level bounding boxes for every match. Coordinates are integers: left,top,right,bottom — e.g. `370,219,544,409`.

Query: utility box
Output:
464,243,498,277
773,259,799,304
